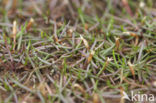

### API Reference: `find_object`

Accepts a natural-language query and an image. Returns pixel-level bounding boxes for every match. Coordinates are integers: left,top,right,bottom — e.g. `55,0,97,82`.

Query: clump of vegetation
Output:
0,0,156,103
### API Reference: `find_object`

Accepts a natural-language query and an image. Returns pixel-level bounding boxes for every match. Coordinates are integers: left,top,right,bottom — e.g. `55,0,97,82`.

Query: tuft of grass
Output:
0,0,156,103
